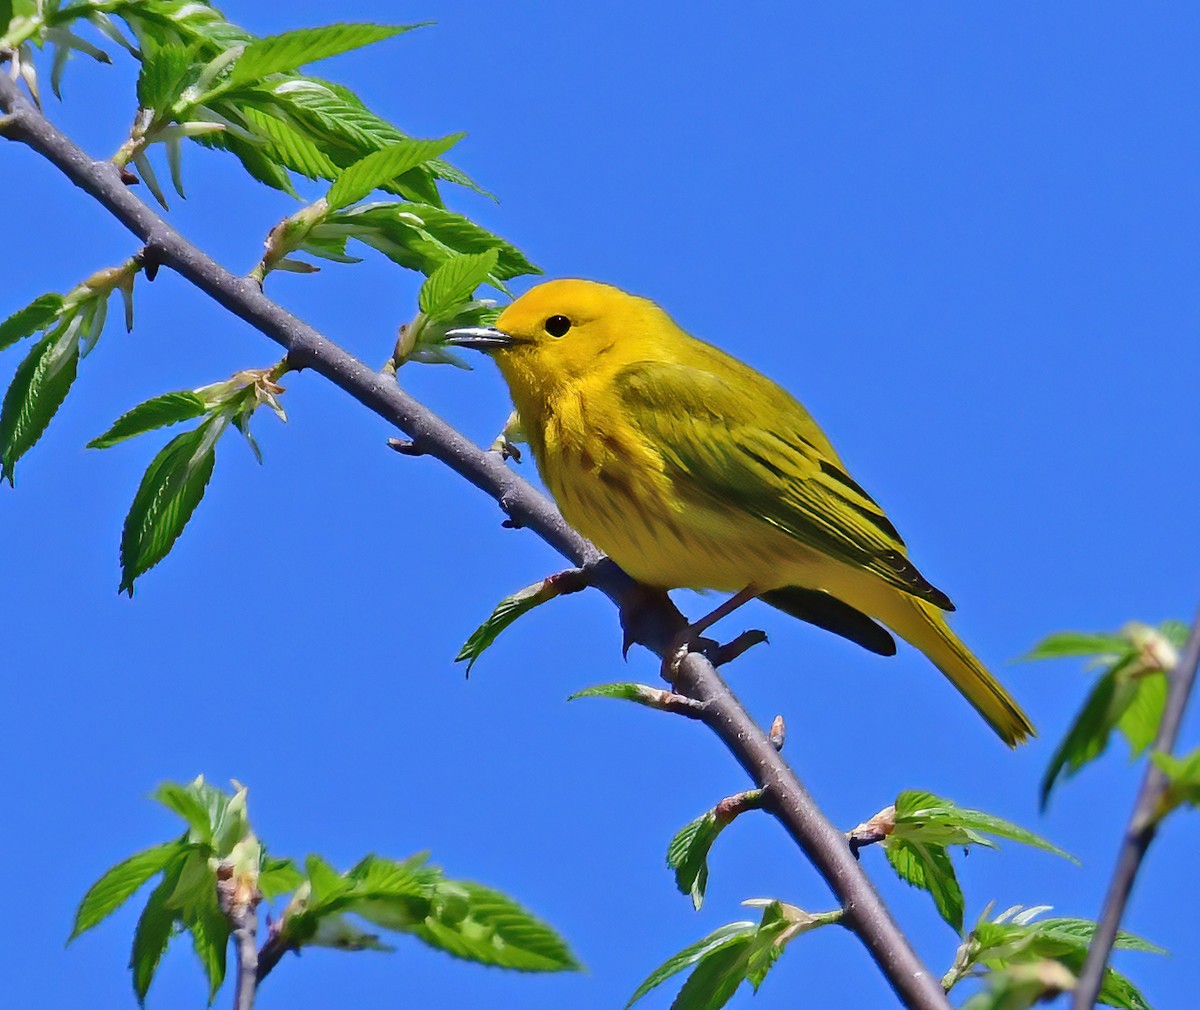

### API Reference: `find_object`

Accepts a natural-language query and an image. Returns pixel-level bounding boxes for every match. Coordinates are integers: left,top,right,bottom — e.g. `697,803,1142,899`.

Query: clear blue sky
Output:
3,3,1198,1008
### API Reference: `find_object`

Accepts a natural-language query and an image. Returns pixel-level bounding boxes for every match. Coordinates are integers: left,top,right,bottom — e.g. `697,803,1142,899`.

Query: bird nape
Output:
447,278,1034,746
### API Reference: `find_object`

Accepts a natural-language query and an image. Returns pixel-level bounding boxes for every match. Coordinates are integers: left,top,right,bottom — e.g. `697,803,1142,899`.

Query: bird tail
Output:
847,578,1035,746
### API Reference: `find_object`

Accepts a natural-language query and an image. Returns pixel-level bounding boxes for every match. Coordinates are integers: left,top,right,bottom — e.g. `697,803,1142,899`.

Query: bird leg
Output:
662,585,760,683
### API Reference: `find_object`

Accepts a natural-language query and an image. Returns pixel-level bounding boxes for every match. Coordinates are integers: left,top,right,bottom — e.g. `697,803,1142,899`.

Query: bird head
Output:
446,278,671,397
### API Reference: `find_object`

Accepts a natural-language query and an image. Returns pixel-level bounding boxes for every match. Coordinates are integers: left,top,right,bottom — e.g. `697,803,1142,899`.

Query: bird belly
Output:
546,454,821,593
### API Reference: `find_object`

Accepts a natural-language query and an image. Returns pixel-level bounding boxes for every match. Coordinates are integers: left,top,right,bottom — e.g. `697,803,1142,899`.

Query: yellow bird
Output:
447,279,1033,745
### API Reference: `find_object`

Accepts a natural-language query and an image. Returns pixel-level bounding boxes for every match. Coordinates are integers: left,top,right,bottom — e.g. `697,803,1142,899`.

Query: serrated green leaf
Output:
1117,671,1167,756
131,859,185,1004
137,40,200,114
0,292,63,352
326,136,462,211
89,391,209,449
241,104,340,181
884,837,964,932
70,842,184,941
406,880,581,972
228,23,417,88
968,915,1162,1010
153,776,243,849
333,201,538,283
0,325,80,484
456,577,571,673
259,856,304,900
670,938,755,1010
1040,666,1136,808
1159,619,1189,649
198,128,299,196
119,420,220,595
893,790,1075,862
1022,632,1132,662
667,813,722,910
278,77,445,203
185,879,229,1004
1152,747,1200,813
625,922,756,1009
419,249,500,316
566,682,654,702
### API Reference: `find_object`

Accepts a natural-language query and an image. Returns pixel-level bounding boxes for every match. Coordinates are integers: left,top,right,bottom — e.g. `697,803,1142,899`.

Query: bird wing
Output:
615,359,953,610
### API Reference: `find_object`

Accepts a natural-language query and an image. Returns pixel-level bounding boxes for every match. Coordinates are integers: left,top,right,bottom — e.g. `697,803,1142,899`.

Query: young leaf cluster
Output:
1,0,541,592
944,905,1163,1010
0,260,138,483
627,900,841,1010
71,777,579,1006
872,790,1073,934
1027,621,1186,806
87,363,288,594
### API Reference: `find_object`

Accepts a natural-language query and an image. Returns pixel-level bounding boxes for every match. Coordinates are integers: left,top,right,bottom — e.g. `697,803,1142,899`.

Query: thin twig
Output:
1072,608,1200,1009
216,867,261,1010
0,74,951,1010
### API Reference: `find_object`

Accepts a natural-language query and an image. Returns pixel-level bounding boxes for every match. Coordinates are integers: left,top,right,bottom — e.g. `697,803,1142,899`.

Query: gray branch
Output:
1071,609,1200,1009
0,73,950,1010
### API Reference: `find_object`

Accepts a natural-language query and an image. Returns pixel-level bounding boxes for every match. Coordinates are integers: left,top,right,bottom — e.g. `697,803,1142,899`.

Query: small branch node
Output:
707,628,769,666
387,437,426,457
769,714,786,751
714,787,767,825
847,804,897,859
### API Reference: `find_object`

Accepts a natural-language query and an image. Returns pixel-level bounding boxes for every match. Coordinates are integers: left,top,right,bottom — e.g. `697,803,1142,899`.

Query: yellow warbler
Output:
448,279,1033,745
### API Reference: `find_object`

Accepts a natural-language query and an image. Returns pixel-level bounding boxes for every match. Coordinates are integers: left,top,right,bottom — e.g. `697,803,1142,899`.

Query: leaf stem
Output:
1071,607,1200,1010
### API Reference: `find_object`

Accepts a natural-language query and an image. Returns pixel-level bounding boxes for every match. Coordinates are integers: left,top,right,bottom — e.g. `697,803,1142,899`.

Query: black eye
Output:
544,315,572,337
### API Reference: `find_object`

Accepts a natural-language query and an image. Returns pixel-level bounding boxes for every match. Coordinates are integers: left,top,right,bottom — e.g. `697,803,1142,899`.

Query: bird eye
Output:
544,315,572,337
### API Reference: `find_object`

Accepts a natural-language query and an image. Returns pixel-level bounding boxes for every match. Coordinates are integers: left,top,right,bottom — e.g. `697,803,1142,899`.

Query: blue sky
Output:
3,3,1198,1008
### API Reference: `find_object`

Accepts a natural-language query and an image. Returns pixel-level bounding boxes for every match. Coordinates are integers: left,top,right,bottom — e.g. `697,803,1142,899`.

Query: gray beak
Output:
444,326,517,350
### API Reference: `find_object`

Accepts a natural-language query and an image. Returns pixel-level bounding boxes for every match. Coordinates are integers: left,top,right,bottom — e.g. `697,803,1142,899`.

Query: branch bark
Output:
1071,609,1200,1009
0,73,950,1010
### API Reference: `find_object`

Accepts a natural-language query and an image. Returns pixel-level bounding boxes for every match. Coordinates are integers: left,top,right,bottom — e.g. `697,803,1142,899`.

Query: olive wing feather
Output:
615,360,952,610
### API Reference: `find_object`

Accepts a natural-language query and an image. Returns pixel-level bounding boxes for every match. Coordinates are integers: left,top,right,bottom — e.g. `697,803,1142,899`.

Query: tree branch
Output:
0,73,950,1010
1072,609,1200,1009
216,866,261,1010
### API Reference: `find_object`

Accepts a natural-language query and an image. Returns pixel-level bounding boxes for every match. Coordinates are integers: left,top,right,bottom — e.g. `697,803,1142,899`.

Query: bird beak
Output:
444,326,518,350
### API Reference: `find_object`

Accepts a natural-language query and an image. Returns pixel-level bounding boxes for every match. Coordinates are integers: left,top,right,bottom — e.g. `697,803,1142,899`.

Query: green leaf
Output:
137,40,200,114
0,293,63,352
1040,666,1137,808
966,913,1162,1010
153,776,246,851
884,837,964,932
1152,747,1200,813
1022,631,1131,662
71,842,184,941
628,905,794,1010
227,23,418,87
185,880,229,1004
240,104,340,181
89,391,209,449
404,880,581,972
259,856,304,900
626,923,756,1009
418,249,500,316
0,325,80,485
893,790,1075,862
670,937,756,1010
326,136,462,211
119,420,220,595
332,201,539,283
1117,671,1168,755
456,577,574,673
131,859,185,1004
667,812,724,910
567,682,656,702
